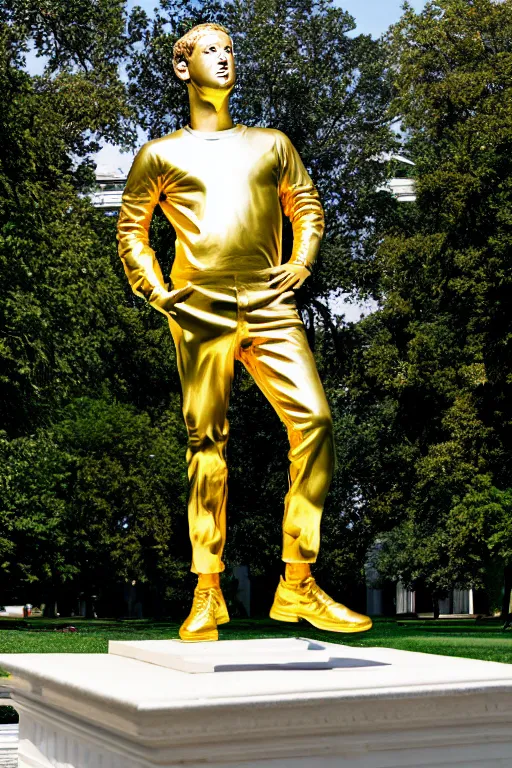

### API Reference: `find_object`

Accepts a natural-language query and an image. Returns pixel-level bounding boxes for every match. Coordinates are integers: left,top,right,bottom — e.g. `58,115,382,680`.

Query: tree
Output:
0,398,192,616
0,1,138,434
363,0,512,613
52,397,191,616
0,429,75,612
0,2,192,611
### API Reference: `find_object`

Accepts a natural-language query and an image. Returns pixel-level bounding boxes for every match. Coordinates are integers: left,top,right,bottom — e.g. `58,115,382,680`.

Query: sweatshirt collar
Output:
183,124,245,141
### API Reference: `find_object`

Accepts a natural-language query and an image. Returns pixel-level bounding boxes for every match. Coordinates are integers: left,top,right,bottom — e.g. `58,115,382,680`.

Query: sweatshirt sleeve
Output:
116,144,167,301
275,132,325,270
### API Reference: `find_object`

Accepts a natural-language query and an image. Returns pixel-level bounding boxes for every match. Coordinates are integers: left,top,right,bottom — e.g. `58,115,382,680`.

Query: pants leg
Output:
170,306,236,574
239,325,335,563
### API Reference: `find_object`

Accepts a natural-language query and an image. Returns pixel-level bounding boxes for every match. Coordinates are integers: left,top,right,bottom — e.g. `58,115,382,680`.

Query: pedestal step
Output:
0,724,18,768
109,636,348,672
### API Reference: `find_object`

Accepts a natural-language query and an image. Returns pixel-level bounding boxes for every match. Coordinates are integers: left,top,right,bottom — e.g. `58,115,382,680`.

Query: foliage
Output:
364,0,512,608
0,429,74,599
0,1,138,435
1,0,135,149
0,398,191,613
0,1,191,610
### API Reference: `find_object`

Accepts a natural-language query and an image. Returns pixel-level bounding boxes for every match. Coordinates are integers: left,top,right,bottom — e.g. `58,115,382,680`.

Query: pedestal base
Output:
1,639,512,767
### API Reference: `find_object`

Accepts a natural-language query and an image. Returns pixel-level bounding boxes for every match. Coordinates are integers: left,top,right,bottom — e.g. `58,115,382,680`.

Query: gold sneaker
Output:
179,585,230,642
270,576,372,633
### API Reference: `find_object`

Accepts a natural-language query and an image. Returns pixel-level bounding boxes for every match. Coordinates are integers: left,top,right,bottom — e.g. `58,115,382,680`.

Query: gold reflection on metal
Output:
179,585,230,642
117,126,333,567
271,576,373,633
117,124,323,294
117,24,371,639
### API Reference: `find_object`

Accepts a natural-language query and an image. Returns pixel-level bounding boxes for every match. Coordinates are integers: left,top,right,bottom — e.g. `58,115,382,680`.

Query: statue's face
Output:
185,31,236,90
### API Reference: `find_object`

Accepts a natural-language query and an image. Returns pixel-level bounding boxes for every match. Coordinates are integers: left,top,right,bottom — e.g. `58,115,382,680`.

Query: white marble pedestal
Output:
1,638,512,768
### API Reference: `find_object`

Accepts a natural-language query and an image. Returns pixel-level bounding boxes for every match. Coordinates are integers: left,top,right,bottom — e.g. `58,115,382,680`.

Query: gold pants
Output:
168,270,334,574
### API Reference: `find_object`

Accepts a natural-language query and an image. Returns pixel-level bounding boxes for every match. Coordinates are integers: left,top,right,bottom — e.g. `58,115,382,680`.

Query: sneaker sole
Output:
270,608,372,633
269,607,299,623
179,628,219,642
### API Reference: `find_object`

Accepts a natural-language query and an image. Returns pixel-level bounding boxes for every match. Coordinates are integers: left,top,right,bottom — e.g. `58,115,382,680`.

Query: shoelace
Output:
302,578,335,607
193,588,216,613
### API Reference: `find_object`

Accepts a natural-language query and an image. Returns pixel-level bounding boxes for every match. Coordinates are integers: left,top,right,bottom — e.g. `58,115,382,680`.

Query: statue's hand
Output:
268,263,310,292
149,283,193,315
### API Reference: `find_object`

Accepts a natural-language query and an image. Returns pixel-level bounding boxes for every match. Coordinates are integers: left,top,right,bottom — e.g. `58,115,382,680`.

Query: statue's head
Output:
173,23,236,98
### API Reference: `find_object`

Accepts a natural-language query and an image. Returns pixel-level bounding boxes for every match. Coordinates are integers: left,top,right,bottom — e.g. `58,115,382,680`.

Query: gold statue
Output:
117,23,372,641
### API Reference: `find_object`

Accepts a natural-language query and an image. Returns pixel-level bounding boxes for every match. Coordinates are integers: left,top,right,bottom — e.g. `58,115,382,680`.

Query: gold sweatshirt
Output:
117,124,324,298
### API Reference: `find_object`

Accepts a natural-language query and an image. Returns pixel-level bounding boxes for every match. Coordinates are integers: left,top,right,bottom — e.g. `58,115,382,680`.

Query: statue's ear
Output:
174,59,190,83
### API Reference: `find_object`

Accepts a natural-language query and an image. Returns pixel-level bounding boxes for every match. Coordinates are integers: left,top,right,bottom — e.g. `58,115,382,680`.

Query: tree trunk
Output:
43,597,57,618
432,595,440,619
311,299,344,362
304,305,316,351
85,594,96,619
501,564,512,620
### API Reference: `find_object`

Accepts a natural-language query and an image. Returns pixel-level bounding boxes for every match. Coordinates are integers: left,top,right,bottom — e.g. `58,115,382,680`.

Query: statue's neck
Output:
187,82,234,132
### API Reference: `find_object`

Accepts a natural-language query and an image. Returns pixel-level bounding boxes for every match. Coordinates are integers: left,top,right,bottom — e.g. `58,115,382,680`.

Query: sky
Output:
126,0,427,39
343,0,426,36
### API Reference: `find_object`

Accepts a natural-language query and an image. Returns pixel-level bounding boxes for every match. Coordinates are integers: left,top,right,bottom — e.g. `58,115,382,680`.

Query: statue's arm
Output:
116,144,168,304
276,133,325,271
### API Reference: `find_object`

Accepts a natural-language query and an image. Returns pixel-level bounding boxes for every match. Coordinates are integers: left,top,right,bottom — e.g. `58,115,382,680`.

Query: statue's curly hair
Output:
173,23,232,66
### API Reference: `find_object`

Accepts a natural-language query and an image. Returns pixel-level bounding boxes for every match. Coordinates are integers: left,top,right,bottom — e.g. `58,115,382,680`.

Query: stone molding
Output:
9,678,512,766
1,642,512,768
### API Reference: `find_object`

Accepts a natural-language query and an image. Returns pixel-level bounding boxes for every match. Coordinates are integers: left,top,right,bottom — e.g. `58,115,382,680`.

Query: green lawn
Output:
0,616,510,663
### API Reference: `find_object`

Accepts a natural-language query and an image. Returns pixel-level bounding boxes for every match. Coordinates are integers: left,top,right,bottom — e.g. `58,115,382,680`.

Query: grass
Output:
0,615,510,663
